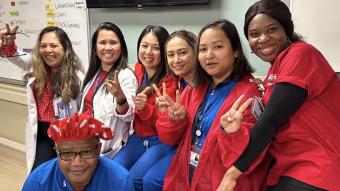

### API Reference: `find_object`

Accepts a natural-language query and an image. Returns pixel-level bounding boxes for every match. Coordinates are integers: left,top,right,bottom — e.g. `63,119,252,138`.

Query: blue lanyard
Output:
141,70,149,90
192,80,236,150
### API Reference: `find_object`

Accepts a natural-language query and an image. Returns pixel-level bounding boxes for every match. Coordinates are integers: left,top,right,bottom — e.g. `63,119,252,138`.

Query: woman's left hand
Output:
220,95,253,133
106,71,125,100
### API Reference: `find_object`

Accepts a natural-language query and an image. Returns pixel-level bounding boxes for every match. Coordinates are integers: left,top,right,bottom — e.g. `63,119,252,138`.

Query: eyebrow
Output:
199,40,223,45
177,48,187,52
249,22,278,31
141,42,159,46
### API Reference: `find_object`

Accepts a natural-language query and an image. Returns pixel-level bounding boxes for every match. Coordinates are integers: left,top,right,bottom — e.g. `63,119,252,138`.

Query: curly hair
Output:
31,26,83,102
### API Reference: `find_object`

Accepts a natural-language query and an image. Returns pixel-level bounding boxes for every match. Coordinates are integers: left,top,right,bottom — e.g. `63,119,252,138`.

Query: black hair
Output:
136,25,169,92
193,19,253,87
244,0,302,42
83,22,128,90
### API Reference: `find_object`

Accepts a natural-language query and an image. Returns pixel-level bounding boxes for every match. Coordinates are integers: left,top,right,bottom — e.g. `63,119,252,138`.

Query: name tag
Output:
190,151,200,167
251,96,264,120
53,97,71,119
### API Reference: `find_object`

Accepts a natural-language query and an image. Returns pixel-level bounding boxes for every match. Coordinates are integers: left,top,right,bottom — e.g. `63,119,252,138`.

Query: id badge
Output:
251,96,264,120
190,151,200,167
53,97,71,119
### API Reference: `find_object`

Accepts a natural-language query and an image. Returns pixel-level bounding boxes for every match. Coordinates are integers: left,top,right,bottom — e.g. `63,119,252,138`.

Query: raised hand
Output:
106,71,125,100
167,90,186,121
134,86,152,111
220,95,253,133
0,24,19,46
153,83,170,113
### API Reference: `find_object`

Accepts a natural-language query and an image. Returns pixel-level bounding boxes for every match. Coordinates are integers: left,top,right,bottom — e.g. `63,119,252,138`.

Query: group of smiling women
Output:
1,0,339,190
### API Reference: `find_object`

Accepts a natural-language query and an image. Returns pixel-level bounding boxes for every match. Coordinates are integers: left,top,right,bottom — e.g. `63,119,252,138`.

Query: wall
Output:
291,0,340,72
0,83,26,165
88,0,290,77
1,0,294,164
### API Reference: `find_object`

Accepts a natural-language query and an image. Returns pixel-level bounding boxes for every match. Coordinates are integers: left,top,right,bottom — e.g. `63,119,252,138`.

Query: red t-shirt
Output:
262,41,340,190
83,70,108,116
33,74,55,122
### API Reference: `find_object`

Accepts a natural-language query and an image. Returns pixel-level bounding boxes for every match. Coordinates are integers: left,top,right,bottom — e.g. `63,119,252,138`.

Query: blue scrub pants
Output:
113,133,176,191
143,147,177,191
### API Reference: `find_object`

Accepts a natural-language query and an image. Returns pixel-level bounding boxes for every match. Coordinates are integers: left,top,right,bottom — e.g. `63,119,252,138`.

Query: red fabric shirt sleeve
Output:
275,41,335,98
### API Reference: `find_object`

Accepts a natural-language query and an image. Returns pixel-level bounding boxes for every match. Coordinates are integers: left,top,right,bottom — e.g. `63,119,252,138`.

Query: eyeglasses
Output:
0,31,30,58
55,144,100,161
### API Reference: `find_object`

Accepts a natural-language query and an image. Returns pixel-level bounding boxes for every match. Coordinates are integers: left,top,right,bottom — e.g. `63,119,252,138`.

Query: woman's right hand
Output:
0,24,19,46
153,83,170,113
134,87,152,111
216,166,243,191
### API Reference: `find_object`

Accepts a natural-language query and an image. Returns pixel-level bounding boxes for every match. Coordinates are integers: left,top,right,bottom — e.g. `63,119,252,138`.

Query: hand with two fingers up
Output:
153,83,170,113
0,24,19,57
153,84,186,121
106,71,129,114
106,71,125,101
0,23,19,46
220,95,254,133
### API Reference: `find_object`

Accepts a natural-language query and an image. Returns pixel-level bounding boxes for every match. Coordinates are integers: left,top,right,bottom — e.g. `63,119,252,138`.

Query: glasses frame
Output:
55,143,100,161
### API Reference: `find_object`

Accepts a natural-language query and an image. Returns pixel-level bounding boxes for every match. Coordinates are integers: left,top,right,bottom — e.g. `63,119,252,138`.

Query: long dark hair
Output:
193,19,253,87
136,25,169,91
83,22,128,89
244,0,302,42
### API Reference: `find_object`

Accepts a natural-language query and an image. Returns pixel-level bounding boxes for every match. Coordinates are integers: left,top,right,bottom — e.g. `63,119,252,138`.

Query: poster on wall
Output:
0,0,90,85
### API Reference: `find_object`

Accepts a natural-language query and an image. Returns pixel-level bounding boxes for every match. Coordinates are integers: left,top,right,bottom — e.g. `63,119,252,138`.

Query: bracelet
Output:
116,97,127,105
0,43,17,57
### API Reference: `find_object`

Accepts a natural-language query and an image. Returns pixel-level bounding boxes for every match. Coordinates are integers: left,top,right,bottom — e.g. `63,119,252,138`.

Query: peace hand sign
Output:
167,90,186,121
153,83,170,113
220,95,253,133
106,71,125,99
134,86,152,111
0,24,19,46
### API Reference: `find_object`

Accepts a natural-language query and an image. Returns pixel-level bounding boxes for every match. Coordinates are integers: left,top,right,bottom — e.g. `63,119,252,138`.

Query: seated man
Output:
22,113,129,191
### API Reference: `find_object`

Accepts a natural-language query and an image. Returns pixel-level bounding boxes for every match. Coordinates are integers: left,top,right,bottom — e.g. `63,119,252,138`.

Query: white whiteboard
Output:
291,0,340,72
0,0,90,85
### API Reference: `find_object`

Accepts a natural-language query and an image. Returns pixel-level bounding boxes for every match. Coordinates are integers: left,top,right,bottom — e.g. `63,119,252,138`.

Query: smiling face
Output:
96,29,122,71
39,32,65,70
138,32,161,72
56,138,100,190
247,13,289,63
198,27,238,85
166,37,194,80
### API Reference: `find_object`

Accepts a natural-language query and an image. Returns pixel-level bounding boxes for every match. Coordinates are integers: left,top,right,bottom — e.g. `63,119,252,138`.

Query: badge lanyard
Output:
91,69,107,116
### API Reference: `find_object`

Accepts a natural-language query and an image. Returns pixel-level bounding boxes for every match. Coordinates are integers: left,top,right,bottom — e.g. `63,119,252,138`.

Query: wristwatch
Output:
116,97,127,105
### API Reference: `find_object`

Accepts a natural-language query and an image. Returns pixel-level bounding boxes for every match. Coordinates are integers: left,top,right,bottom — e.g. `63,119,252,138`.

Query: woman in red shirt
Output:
113,25,177,191
220,0,340,190
159,19,269,191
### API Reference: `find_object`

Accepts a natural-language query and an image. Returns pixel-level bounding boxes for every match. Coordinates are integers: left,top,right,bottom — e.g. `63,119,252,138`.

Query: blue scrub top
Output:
22,157,128,191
